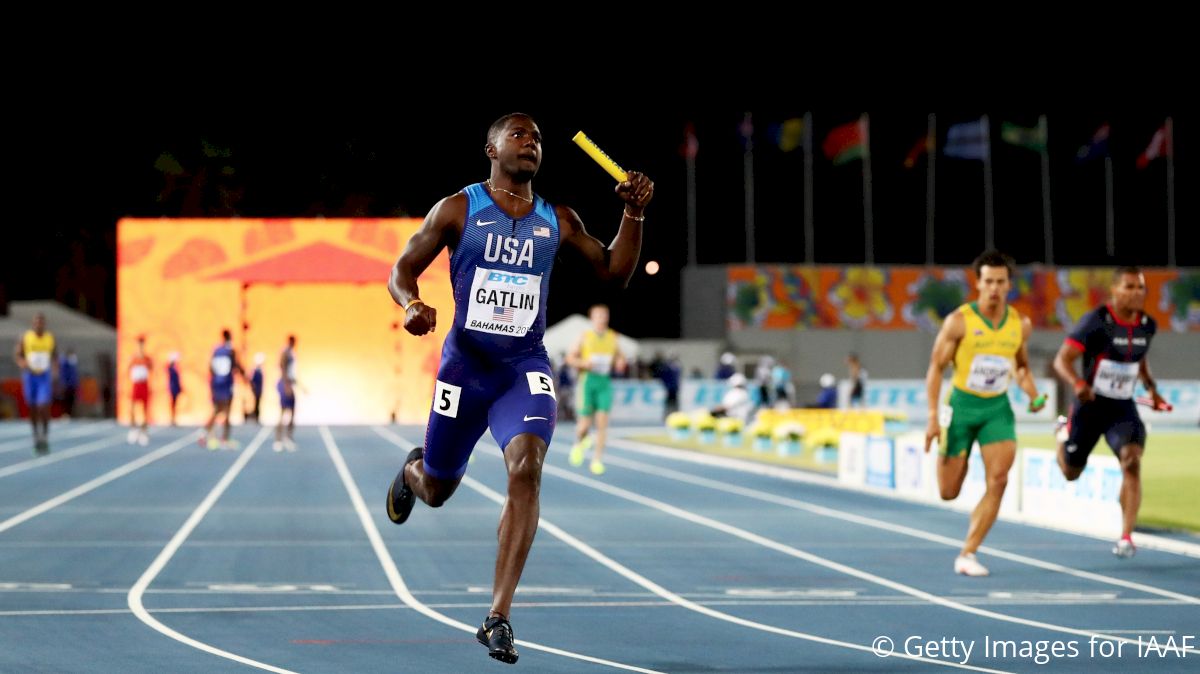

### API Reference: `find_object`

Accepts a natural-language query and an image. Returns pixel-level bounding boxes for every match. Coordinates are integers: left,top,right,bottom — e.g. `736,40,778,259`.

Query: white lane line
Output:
600,452,1200,606
0,423,113,455
5,599,1196,620
0,434,129,479
608,436,1200,559
529,454,1198,657
323,426,665,674
0,433,197,534
372,426,1007,673
1,586,1185,606
125,428,293,674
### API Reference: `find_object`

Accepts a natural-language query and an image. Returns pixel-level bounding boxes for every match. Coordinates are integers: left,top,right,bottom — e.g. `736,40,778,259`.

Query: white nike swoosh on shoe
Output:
477,219,496,226
523,415,548,421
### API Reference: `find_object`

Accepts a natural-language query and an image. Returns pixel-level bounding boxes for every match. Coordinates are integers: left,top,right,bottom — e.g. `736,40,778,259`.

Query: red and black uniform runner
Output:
1061,305,1156,467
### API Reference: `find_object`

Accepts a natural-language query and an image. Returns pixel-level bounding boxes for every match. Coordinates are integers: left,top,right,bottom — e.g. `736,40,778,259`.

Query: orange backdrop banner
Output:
117,219,451,425
727,266,1200,332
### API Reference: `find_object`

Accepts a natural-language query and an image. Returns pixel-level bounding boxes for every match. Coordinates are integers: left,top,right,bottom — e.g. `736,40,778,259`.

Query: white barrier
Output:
610,380,667,423
679,379,729,412
1022,448,1123,538
841,433,1120,536
837,433,867,487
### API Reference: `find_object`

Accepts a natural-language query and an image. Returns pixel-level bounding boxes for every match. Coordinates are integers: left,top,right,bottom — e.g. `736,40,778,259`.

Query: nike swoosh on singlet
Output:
523,415,548,422
477,219,496,226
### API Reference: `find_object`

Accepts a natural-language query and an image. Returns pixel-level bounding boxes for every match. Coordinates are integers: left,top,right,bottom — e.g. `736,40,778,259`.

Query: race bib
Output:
1093,360,1139,400
965,354,1011,394
27,352,51,373
466,268,541,337
588,353,614,376
526,372,556,400
130,364,149,382
211,355,232,377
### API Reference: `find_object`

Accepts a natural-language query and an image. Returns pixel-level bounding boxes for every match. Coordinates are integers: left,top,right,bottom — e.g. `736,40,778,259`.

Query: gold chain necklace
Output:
486,178,533,203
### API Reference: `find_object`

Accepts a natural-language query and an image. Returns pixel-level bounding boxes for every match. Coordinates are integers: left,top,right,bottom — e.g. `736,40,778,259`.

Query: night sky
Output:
5,103,1191,339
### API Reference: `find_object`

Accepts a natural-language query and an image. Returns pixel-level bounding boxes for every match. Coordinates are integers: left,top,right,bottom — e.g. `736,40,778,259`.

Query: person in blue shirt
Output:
59,349,80,418
385,113,652,664
715,351,737,380
199,329,244,450
249,353,265,424
167,352,182,426
813,373,837,409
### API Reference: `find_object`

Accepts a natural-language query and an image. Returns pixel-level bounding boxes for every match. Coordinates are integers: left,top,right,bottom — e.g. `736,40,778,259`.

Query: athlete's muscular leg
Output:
490,432,547,619
575,414,592,443
1057,441,1085,481
937,455,969,501
219,401,232,440
403,453,462,507
962,440,1016,555
593,410,609,462
1117,443,1144,539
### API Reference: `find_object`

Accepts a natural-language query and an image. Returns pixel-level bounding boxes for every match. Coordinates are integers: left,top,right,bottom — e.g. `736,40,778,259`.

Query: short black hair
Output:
973,249,1015,279
222,329,232,341
487,113,533,146
1114,265,1142,278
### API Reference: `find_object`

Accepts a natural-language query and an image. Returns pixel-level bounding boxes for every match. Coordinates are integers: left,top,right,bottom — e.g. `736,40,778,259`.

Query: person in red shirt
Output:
128,336,153,446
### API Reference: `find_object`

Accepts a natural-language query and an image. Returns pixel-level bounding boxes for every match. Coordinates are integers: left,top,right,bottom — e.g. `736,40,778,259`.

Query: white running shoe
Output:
273,441,284,453
954,553,990,577
1113,537,1136,558
127,428,139,444
284,438,296,452
137,431,149,446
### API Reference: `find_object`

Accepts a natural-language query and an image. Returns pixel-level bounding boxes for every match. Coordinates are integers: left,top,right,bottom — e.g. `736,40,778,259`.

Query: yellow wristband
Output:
403,298,423,312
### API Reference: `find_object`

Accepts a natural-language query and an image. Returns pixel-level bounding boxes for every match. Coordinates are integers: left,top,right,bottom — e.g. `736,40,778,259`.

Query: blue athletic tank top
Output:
446,182,560,359
211,344,235,390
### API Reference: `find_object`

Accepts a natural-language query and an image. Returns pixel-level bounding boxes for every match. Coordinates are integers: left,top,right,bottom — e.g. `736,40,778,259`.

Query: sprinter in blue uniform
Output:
199,329,244,450
386,113,653,664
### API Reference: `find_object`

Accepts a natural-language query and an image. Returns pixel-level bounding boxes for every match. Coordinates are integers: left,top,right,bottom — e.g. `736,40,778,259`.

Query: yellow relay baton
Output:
572,131,628,183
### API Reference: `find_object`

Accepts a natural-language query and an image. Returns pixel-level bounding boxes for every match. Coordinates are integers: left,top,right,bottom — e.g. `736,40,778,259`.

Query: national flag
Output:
1076,124,1110,162
1136,123,1169,169
944,118,988,160
772,117,805,152
1001,117,1047,152
739,113,754,151
493,306,515,323
681,122,699,160
533,225,550,237
903,134,931,169
822,116,866,165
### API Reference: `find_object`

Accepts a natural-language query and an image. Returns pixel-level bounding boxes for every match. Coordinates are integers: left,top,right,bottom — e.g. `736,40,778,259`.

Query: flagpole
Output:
861,114,874,265
686,130,698,268
1166,116,1176,267
803,111,815,264
743,112,755,264
926,113,937,265
982,114,994,250
1039,114,1053,264
1104,155,1115,257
